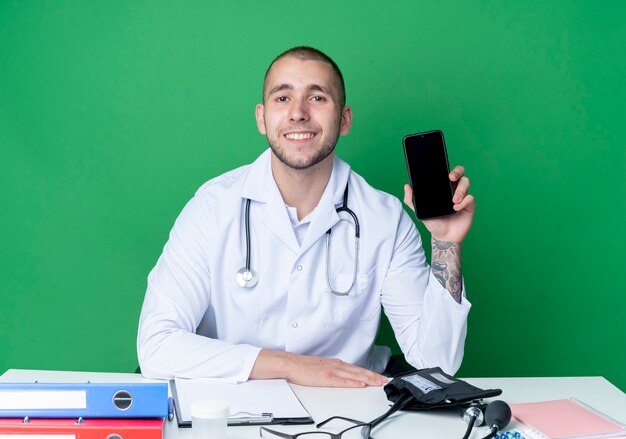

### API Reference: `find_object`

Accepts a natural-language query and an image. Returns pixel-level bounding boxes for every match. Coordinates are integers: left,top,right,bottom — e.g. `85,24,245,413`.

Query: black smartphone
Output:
403,130,455,220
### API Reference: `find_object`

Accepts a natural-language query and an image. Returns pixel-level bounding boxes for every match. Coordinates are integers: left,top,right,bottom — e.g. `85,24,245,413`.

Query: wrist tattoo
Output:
433,240,458,256
432,240,463,303
432,261,449,287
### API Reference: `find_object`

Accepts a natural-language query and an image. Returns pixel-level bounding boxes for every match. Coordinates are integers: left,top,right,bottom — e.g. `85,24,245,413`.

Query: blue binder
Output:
0,382,168,418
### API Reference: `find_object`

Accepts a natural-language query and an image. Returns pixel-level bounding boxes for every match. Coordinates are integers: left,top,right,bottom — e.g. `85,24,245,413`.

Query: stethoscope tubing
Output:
244,198,252,271
237,181,359,294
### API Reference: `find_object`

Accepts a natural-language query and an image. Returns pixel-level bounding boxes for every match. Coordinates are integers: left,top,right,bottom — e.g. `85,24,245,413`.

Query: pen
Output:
168,397,174,421
228,412,273,425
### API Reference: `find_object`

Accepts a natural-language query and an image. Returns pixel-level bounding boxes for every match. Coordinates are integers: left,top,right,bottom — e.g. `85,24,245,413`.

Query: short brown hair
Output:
262,46,346,107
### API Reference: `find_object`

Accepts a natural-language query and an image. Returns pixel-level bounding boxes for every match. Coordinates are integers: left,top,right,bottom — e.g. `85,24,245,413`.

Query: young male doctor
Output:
137,46,475,388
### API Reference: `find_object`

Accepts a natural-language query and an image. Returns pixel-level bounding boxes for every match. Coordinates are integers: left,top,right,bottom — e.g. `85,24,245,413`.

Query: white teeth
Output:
285,132,314,140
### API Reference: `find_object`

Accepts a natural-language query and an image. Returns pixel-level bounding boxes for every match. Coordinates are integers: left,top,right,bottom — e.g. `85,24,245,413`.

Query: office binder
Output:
0,418,163,439
0,382,168,418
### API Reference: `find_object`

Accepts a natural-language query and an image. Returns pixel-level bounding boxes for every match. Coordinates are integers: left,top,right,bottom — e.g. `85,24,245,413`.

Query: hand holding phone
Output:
403,130,455,220
402,130,475,243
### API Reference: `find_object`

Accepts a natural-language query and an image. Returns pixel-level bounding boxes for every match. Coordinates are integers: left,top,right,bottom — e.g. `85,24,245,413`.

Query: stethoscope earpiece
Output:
236,267,258,288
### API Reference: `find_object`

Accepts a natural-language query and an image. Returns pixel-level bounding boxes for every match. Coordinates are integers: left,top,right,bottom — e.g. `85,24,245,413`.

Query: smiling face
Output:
256,56,352,171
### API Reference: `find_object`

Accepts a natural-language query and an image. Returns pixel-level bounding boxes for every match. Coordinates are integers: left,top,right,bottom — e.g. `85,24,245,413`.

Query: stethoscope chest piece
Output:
236,267,258,288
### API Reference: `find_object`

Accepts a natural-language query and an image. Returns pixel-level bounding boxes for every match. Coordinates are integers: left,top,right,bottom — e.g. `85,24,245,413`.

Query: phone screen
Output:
403,130,455,220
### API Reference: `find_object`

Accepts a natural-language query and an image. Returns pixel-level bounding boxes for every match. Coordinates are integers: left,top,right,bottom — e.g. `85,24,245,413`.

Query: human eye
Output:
275,96,289,103
310,95,326,102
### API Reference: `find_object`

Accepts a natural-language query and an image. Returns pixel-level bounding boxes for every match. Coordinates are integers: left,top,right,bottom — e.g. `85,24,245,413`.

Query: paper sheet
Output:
511,398,626,439
173,378,310,422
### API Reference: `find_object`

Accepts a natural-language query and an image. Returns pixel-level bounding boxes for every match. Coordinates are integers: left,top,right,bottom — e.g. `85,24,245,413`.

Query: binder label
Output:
0,436,76,439
0,391,87,410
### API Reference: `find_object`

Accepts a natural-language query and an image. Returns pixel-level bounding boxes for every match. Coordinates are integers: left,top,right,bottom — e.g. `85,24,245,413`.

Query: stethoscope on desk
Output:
236,182,360,295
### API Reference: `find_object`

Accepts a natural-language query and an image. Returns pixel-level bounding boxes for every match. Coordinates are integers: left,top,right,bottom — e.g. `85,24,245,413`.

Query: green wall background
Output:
1,2,625,391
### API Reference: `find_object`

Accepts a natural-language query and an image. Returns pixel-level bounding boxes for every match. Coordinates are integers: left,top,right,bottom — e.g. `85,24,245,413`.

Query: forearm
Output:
249,349,294,380
431,239,463,303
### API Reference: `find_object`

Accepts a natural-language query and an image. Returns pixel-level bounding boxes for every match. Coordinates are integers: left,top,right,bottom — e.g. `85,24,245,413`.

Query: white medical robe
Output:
137,149,471,383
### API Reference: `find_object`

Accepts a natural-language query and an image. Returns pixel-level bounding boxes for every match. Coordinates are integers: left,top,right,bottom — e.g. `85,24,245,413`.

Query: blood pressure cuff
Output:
384,367,502,410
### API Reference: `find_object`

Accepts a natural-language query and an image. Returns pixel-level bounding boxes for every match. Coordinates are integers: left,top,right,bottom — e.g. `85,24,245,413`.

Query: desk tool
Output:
171,378,313,427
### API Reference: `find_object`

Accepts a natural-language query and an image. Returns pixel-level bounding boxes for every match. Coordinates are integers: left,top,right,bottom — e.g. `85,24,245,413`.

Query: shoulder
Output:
176,164,250,223
196,164,249,197
346,167,420,267
194,149,271,204
348,169,403,216
189,164,252,212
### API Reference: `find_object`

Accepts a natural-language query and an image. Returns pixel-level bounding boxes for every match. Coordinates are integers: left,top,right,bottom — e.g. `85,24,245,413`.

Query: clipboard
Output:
170,378,313,427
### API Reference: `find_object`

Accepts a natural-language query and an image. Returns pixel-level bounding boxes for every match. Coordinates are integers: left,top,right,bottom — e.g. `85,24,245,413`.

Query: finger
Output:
356,370,387,386
325,371,376,387
334,364,387,386
453,176,470,204
449,165,465,182
403,184,414,211
324,376,368,388
453,194,476,212
332,361,380,379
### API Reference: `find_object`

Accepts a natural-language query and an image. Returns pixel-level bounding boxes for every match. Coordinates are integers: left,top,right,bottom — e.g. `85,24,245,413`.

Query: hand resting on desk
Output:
249,349,388,388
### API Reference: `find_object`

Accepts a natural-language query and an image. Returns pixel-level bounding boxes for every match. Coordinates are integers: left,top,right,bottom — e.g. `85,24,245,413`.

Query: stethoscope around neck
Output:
236,182,360,295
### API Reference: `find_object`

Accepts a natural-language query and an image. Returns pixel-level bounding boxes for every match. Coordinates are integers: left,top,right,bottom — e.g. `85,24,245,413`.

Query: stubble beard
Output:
266,128,340,171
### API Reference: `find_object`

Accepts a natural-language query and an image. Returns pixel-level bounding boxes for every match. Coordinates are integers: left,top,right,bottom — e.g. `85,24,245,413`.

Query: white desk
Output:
2,369,625,438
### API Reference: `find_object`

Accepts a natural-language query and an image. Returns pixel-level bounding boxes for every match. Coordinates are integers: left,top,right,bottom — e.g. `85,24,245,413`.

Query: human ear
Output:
255,104,266,135
339,105,352,135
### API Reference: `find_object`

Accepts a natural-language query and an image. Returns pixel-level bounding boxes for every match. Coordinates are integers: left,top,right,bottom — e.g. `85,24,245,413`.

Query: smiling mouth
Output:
284,132,316,141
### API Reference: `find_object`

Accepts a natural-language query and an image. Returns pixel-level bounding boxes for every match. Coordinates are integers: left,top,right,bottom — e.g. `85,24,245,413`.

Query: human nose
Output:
288,97,309,122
